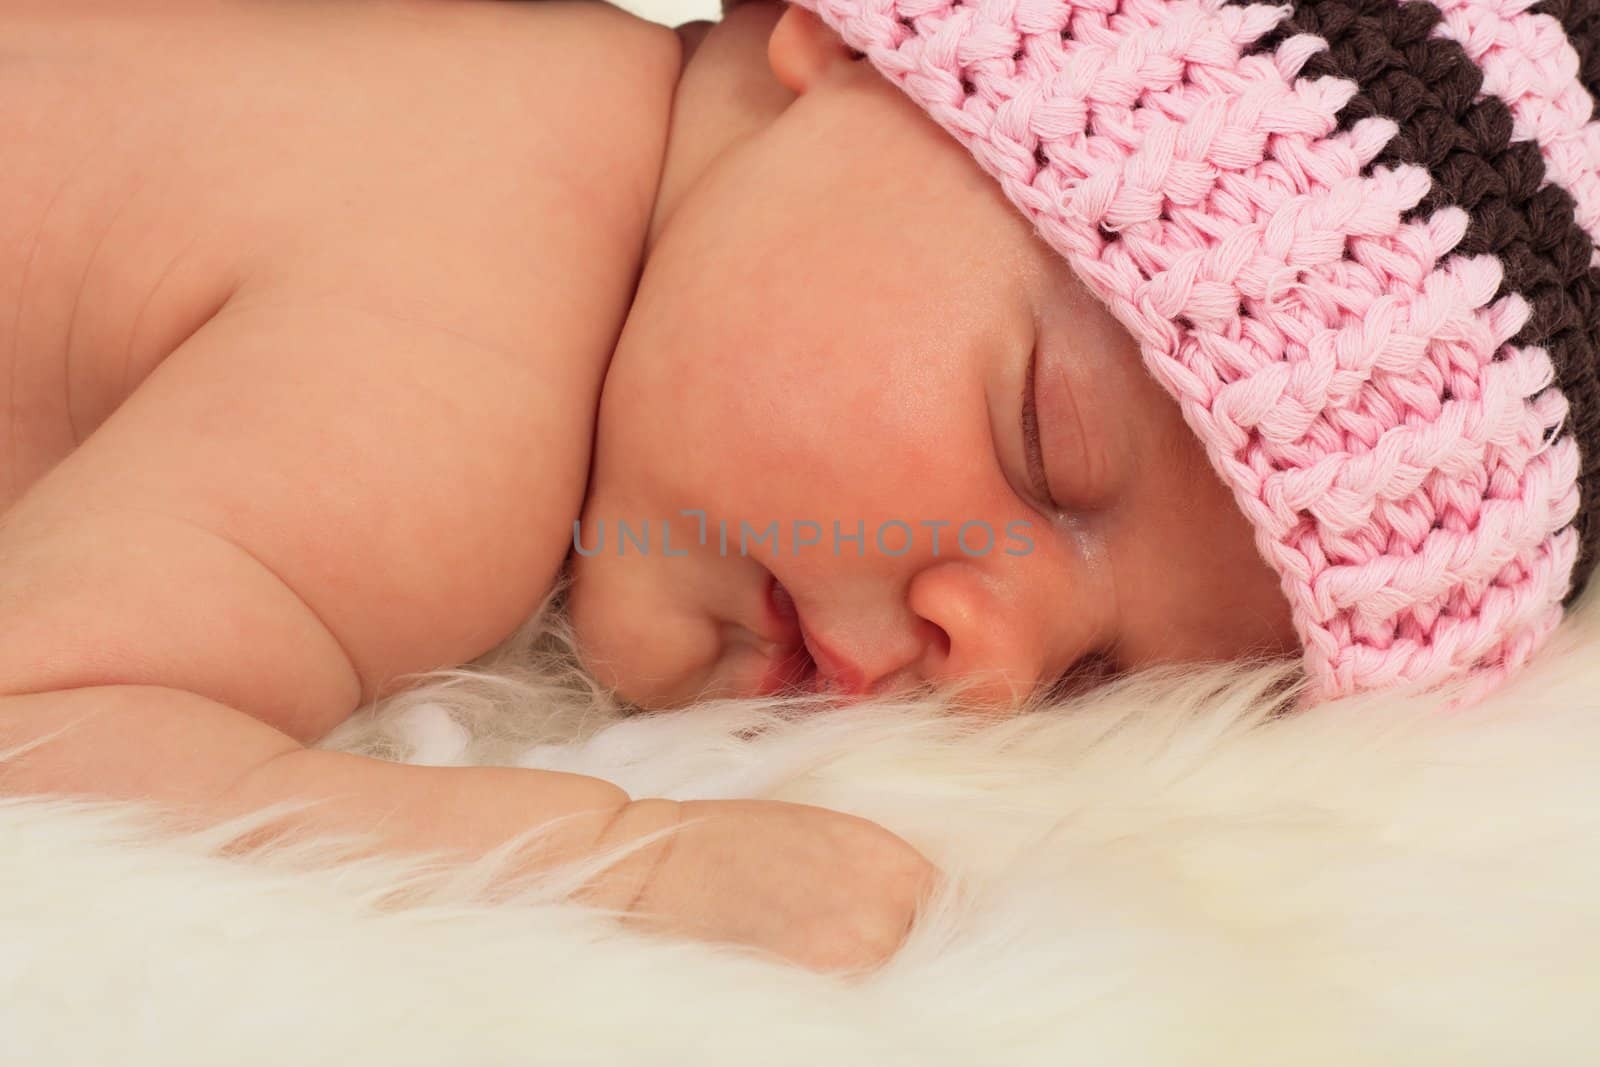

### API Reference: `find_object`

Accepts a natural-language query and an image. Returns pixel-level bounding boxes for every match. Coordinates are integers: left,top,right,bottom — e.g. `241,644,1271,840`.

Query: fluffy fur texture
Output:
6,592,1600,1064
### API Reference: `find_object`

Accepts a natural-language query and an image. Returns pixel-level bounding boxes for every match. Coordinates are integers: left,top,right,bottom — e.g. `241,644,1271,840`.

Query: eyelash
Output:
1020,343,1055,510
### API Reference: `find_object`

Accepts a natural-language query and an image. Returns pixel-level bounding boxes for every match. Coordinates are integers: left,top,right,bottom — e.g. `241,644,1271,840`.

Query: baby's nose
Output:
805,612,1049,709
905,558,1103,708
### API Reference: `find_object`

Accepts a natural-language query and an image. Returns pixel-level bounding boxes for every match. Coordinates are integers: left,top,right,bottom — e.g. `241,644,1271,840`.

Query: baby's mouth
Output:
758,577,882,699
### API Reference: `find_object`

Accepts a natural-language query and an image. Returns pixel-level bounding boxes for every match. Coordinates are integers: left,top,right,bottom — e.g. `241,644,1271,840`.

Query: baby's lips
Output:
763,575,873,697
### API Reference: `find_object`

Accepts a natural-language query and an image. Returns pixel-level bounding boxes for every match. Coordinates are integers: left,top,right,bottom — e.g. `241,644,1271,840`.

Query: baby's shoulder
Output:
0,0,686,575
276,0,685,253
0,1,684,271
463,0,686,233
432,0,684,161
0,0,685,361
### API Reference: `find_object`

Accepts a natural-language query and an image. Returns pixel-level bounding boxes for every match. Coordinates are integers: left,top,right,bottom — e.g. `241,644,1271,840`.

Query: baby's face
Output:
568,13,1298,710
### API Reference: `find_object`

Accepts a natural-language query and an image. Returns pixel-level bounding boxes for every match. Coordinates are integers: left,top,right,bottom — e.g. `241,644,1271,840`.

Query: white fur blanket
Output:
6,595,1600,1066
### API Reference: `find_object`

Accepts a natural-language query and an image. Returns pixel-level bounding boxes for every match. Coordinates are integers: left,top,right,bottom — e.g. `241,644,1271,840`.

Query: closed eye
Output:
1020,342,1054,510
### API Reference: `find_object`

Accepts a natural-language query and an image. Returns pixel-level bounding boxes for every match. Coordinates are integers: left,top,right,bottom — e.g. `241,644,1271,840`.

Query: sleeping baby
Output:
2,0,1594,974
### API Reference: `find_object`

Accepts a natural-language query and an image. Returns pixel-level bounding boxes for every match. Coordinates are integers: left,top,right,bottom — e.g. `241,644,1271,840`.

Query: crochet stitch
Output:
790,0,1600,702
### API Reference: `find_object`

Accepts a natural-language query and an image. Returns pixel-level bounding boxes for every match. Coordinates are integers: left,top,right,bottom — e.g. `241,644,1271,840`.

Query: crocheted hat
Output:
789,0,1600,703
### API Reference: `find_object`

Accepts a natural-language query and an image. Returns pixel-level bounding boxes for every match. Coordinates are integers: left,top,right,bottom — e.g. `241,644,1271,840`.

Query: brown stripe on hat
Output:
1228,0,1600,604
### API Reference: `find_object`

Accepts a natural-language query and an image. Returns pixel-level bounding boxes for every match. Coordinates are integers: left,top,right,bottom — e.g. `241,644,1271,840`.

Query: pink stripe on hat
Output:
792,0,1595,704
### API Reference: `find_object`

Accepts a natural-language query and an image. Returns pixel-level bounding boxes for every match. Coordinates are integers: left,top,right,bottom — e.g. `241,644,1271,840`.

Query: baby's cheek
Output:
1127,454,1296,663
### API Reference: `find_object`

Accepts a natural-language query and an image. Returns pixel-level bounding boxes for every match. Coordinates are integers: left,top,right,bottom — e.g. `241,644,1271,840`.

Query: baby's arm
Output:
0,285,628,856
0,685,635,875
0,684,933,974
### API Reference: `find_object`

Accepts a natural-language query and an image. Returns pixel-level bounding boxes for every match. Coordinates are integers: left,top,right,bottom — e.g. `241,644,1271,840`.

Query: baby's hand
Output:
581,798,939,975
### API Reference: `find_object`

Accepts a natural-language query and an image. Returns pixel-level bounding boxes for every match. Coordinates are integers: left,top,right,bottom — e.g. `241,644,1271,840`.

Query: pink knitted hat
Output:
786,0,1600,703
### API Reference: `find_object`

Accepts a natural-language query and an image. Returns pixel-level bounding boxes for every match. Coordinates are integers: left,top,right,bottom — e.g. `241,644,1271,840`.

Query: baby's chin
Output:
560,583,715,710
566,605,821,713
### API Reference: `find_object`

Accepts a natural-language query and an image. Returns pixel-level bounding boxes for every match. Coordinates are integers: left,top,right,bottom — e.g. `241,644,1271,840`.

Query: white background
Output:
614,0,721,27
